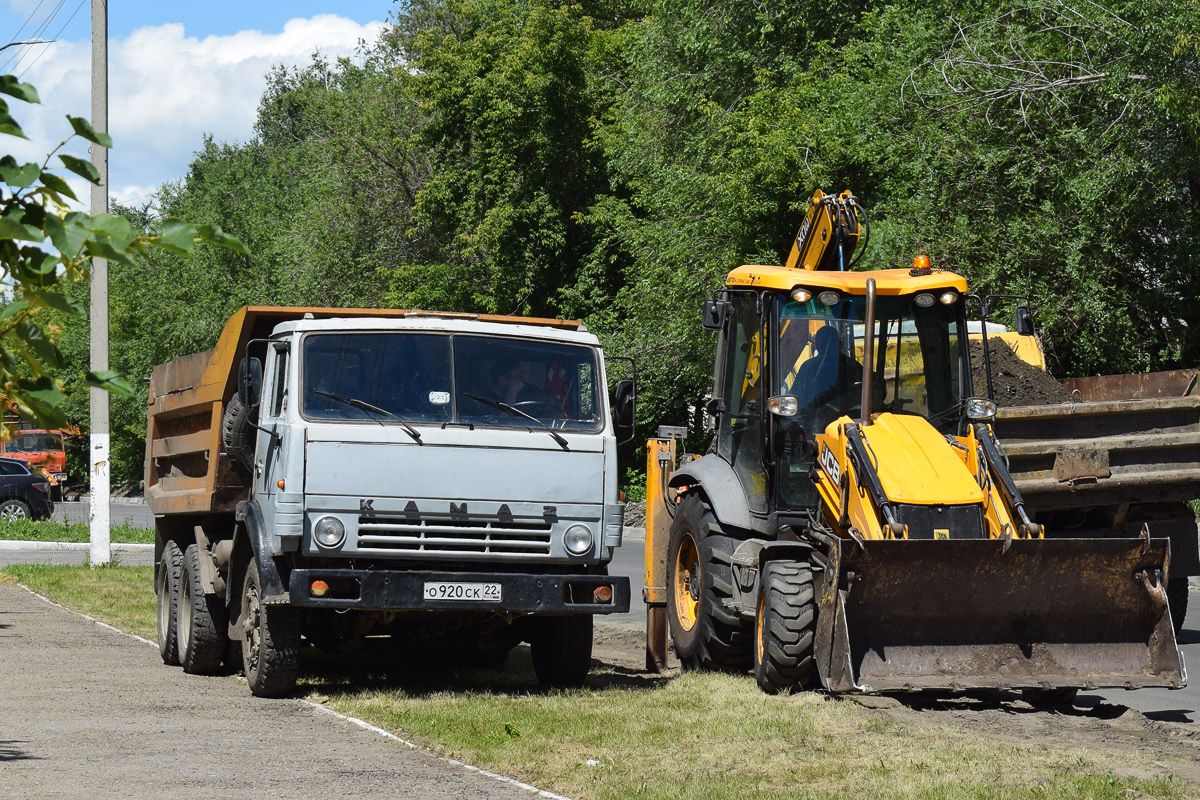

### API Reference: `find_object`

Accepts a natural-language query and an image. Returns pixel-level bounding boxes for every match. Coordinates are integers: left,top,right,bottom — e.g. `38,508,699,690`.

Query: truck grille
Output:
356,512,553,556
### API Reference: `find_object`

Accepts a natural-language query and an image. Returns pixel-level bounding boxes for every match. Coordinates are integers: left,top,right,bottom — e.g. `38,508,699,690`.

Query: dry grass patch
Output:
326,670,1183,800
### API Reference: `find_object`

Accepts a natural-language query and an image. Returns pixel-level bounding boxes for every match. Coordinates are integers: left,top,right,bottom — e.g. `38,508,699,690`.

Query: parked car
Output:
0,457,54,520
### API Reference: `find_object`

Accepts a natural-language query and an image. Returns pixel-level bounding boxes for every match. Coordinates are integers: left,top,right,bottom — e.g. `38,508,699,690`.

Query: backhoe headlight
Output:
791,288,812,303
564,524,594,556
314,516,346,548
817,291,840,306
768,395,798,417
940,291,959,305
914,293,935,308
965,397,997,421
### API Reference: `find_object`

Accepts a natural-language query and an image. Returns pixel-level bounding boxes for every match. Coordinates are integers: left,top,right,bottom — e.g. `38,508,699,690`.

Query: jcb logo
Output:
820,443,841,485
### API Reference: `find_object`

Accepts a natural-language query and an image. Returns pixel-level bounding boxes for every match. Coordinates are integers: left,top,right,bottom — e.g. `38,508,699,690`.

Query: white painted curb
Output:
0,540,152,552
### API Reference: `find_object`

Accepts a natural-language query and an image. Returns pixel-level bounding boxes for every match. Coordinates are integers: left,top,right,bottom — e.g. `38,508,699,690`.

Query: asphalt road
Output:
0,582,557,800
52,499,155,530
607,531,1200,721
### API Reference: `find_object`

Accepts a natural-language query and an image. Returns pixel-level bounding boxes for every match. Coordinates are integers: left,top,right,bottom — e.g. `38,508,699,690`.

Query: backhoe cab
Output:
643,191,1185,696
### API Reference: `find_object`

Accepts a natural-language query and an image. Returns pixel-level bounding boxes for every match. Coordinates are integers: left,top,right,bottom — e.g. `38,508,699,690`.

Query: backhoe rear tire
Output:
667,494,752,671
1167,577,1189,635
753,560,817,694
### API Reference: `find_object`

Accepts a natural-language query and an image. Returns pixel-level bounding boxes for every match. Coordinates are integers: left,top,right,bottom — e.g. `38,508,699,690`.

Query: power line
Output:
1,0,48,71
17,0,87,79
10,0,68,75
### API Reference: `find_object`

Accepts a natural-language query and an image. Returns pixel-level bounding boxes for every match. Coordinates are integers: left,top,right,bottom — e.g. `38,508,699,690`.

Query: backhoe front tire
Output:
177,544,228,675
667,494,752,671
155,540,183,666
753,560,817,694
241,559,301,697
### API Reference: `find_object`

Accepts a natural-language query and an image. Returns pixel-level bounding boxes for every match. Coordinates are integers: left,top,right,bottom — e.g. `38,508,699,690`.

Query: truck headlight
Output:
564,524,593,556
314,516,346,548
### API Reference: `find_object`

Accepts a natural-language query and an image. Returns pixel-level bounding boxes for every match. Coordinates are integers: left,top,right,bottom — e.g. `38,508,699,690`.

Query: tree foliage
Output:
0,73,247,444
64,0,1200,484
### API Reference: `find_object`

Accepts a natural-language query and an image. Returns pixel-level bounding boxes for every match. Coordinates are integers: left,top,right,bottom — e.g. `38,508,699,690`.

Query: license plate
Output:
423,581,502,602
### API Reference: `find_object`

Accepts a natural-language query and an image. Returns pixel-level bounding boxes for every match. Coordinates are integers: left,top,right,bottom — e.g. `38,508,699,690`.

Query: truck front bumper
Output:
287,568,631,614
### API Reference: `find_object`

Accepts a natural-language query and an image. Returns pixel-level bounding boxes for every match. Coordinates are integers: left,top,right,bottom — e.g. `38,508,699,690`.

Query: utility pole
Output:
89,0,110,566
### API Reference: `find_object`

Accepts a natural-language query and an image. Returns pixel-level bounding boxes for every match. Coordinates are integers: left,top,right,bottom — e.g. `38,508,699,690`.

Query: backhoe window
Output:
773,292,965,509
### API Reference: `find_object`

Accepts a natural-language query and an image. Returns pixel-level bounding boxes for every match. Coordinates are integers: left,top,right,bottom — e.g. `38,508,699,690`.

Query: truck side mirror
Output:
1014,305,1035,336
238,357,263,408
702,299,730,331
613,380,636,428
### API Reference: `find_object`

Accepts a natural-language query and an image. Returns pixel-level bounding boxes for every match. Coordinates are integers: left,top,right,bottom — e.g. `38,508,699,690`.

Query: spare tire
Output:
221,393,257,471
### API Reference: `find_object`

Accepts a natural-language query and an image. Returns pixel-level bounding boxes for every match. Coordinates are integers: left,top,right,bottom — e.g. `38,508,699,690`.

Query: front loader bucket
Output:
815,538,1186,693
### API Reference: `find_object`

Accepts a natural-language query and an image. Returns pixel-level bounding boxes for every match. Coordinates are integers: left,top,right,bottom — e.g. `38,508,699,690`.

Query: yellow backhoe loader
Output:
643,190,1186,697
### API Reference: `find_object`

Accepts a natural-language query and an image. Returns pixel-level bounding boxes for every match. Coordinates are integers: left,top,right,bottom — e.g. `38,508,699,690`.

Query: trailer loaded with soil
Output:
985,340,1200,632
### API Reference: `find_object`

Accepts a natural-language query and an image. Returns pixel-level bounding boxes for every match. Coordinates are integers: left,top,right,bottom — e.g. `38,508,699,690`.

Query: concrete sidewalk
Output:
0,583,559,800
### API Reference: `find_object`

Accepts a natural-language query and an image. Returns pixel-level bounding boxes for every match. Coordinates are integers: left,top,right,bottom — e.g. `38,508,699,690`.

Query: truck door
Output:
256,342,293,529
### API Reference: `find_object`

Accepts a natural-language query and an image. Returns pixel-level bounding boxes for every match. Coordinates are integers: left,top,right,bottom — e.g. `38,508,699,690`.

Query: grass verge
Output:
0,518,152,544
0,564,1187,800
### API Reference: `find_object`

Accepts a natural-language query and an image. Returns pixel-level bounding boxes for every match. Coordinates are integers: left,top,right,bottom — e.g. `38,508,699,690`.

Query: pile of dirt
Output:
969,338,1072,407
624,499,646,528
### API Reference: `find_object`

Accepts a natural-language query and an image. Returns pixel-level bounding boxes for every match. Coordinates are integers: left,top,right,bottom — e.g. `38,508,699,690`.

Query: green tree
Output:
0,73,247,441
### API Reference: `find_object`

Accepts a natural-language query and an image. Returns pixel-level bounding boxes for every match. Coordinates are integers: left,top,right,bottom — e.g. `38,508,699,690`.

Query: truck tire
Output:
221,392,256,471
753,560,817,694
1168,577,1189,634
530,614,593,688
241,559,301,697
177,544,228,675
155,540,183,666
667,494,752,671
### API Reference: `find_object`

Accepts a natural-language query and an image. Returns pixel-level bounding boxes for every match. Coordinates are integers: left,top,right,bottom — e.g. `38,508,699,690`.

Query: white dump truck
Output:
147,307,633,696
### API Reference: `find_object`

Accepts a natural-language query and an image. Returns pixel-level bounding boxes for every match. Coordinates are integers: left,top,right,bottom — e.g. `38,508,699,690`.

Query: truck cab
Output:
147,308,632,696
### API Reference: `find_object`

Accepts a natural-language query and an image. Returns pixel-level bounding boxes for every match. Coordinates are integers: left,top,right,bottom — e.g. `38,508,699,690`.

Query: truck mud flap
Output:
815,538,1186,693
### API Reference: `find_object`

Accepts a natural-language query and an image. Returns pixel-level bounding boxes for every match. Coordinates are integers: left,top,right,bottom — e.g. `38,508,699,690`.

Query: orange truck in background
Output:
1,415,74,495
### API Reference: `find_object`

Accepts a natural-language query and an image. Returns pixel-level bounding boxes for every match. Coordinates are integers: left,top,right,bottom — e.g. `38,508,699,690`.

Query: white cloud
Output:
7,14,386,209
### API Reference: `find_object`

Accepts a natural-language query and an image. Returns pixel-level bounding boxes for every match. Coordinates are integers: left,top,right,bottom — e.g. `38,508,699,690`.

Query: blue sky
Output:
0,1,397,206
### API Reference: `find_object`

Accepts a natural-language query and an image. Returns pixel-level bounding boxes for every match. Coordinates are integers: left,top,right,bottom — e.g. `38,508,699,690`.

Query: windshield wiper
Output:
314,390,422,444
464,393,569,451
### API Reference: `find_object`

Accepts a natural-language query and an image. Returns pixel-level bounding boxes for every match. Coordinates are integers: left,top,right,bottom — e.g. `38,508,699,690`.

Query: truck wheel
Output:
667,494,752,671
530,615,593,688
176,544,228,675
221,392,256,471
155,540,183,666
1167,577,1189,634
753,560,817,694
241,559,301,697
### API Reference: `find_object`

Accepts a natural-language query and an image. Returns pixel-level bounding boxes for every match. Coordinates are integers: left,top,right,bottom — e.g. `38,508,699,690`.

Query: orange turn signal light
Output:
311,580,329,598
277,479,286,490
593,585,614,604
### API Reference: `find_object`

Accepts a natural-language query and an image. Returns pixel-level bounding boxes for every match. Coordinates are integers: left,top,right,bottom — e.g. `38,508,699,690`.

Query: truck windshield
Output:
776,293,966,434
6,432,64,453
300,332,605,433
